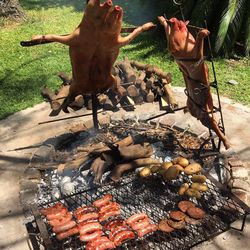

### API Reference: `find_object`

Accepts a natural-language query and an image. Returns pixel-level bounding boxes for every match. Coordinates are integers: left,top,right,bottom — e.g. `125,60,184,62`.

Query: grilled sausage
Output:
104,219,126,231
41,203,64,216
99,209,121,222
137,224,157,237
56,226,79,240
126,213,148,225
80,230,103,242
113,230,135,246
130,217,150,230
93,194,113,208
53,220,76,233
79,222,102,235
49,212,72,227
77,212,99,223
46,207,68,220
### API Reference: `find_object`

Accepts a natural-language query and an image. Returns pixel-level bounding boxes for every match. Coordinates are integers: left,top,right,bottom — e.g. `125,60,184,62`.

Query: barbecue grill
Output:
26,169,250,250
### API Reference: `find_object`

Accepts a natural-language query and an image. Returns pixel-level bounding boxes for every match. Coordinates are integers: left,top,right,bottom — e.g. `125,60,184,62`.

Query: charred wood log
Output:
109,158,161,182
146,90,155,103
57,72,71,85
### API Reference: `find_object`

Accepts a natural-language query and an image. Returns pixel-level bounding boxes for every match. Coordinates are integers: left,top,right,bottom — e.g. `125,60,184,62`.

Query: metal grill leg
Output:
91,94,99,129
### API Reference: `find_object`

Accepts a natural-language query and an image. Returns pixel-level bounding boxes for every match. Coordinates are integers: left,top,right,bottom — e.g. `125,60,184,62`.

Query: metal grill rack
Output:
28,172,249,250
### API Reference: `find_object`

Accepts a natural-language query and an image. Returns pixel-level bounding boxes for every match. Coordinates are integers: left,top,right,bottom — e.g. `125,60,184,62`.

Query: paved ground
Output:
0,87,249,249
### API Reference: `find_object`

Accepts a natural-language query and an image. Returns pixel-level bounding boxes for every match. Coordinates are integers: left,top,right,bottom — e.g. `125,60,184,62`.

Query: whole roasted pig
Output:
30,0,154,111
158,17,230,149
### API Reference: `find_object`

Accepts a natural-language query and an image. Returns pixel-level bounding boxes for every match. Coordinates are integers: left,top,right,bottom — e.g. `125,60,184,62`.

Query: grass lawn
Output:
0,0,249,120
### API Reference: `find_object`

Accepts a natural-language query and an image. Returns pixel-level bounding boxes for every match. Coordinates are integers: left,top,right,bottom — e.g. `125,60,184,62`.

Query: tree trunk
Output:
0,0,25,20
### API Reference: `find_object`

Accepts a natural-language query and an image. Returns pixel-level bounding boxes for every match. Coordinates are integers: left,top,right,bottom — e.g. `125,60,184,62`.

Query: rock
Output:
24,167,41,181
232,167,248,180
227,80,239,85
20,179,38,192
230,179,250,192
231,189,248,205
30,144,55,164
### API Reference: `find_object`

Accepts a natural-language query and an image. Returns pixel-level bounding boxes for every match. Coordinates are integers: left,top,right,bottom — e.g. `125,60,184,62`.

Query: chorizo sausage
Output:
137,224,157,237
53,220,76,233
93,194,113,208
56,226,79,241
79,230,103,242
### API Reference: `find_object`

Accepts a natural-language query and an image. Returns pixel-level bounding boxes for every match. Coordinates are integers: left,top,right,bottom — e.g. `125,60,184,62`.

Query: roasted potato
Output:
150,164,162,173
191,183,208,192
191,174,207,183
139,167,151,178
174,164,185,172
178,183,189,195
185,188,201,199
177,157,189,168
184,163,202,175
162,162,173,170
163,165,180,181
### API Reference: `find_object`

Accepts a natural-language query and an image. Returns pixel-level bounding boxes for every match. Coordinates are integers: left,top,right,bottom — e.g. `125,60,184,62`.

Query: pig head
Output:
31,0,154,111
158,17,230,149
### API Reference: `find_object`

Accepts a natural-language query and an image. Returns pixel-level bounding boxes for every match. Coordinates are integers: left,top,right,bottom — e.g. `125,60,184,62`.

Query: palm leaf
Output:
215,0,239,52
220,0,246,56
244,0,250,55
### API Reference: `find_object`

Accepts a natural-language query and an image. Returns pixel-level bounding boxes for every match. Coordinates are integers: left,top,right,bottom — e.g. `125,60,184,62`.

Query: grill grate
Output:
33,172,249,250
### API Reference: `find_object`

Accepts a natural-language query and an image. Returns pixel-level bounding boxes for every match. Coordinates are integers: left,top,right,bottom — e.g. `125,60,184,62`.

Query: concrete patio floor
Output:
0,87,249,249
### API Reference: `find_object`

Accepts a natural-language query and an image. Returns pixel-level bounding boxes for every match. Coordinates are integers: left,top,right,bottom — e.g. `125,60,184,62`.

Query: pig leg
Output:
118,22,155,47
191,29,210,58
31,34,75,46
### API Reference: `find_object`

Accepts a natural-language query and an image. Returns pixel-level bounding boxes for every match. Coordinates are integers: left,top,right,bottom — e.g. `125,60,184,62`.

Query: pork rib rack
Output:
29,0,155,112
158,17,230,150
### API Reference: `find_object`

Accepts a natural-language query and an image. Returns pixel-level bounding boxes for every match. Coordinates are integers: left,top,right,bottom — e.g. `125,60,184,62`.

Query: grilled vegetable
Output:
184,163,202,175
185,188,201,199
191,175,207,183
139,167,152,178
178,183,189,195
163,166,179,181
191,183,208,192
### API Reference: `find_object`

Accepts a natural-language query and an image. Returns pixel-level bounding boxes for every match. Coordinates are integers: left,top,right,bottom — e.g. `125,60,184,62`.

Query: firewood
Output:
127,85,139,97
118,143,153,161
117,59,137,84
93,135,134,154
131,60,172,82
146,90,155,103
134,96,144,105
77,142,106,153
98,94,107,105
117,85,126,96
162,79,178,108
109,158,161,182
102,96,115,110
90,157,109,183
41,86,56,102
111,66,119,76
140,81,147,91
146,76,155,89
57,72,71,85
57,152,91,174
70,95,84,109
51,85,70,111
135,71,146,87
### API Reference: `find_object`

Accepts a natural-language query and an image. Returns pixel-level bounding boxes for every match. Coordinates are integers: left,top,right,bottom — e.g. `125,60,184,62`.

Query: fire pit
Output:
24,120,250,250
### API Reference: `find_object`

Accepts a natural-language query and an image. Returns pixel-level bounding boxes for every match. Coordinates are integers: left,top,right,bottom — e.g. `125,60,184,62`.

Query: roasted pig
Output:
30,0,154,111
158,17,230,149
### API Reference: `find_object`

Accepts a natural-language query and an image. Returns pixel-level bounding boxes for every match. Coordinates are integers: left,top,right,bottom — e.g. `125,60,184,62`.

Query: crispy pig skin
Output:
30,0,155,111
158,17,230,149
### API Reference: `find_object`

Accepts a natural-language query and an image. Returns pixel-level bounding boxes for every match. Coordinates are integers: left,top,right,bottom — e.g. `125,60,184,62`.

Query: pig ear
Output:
185,20,190,26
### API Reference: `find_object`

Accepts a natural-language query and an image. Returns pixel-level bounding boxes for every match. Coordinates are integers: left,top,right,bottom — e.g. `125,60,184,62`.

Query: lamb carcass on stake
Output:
158,16,230,149
30,0,155,111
